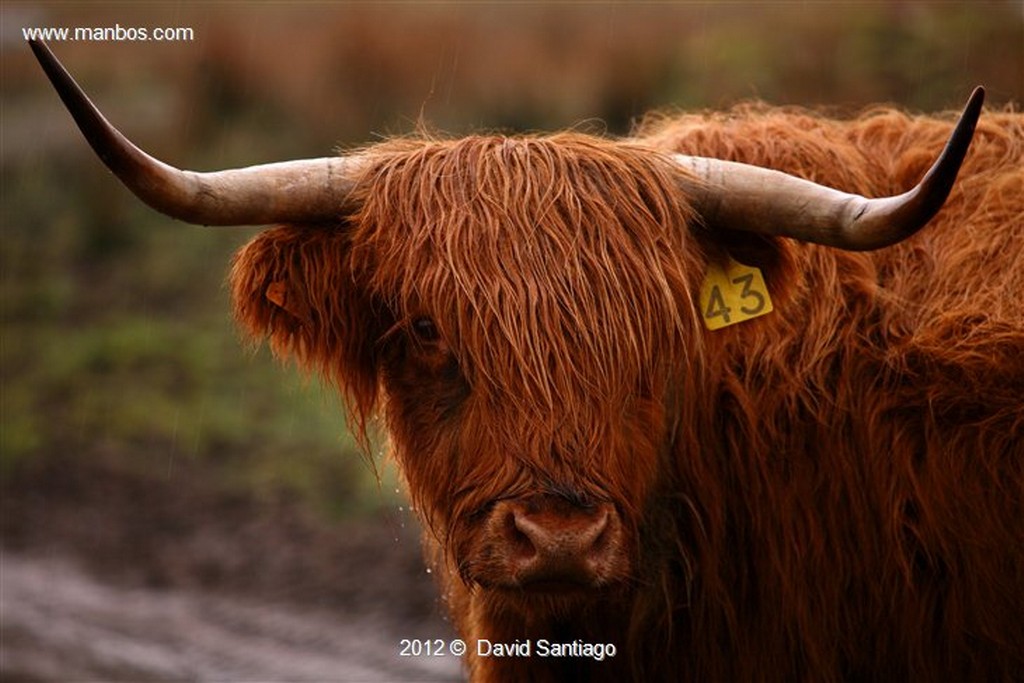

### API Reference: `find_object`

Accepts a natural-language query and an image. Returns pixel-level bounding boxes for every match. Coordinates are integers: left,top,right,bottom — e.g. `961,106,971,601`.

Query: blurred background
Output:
2,2,1021,679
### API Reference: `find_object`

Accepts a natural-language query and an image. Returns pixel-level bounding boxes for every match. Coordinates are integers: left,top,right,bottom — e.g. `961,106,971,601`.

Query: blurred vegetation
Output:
2,154,389,519
2,2,1021,521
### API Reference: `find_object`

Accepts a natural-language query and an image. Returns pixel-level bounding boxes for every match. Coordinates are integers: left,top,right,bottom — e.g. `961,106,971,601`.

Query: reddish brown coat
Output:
231,104,1024,681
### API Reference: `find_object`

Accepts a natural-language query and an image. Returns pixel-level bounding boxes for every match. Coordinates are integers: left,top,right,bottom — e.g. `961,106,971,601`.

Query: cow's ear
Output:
266,280,313,326
265,281,289,309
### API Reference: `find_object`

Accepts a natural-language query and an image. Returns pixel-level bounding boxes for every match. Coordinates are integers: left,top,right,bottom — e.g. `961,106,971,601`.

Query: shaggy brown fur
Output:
230,102,1023,681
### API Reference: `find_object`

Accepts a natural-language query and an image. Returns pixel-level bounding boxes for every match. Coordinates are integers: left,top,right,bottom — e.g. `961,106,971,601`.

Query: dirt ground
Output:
0,458,463,682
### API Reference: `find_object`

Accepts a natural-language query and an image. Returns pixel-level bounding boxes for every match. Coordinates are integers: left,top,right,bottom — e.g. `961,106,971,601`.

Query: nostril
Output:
510,509,557,555
580,508,610,549
505,510,537,561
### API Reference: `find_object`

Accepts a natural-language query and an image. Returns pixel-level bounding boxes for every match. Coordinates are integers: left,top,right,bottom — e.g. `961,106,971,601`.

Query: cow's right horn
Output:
30,39,363,226
675,86,984,251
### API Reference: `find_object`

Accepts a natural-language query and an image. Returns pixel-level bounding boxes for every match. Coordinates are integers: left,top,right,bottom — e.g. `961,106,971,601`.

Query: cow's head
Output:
228,136,702,602
30,39,982,608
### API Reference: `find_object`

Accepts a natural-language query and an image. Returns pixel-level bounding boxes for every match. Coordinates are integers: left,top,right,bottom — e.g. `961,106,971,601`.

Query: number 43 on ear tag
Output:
700,256,774,330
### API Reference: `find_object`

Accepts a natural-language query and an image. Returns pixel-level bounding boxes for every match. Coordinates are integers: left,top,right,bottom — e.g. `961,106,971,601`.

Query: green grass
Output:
1,161,396,520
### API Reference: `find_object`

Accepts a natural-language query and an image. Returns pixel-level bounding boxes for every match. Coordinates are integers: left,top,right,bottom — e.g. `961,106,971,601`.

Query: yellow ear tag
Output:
700,256,774,330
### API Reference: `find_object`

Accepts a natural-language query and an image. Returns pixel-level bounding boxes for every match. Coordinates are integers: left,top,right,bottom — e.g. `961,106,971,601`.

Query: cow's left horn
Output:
29,39,362,226
675,87,984,251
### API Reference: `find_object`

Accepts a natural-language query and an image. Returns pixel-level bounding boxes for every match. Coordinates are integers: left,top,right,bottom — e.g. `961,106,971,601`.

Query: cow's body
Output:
32,39,1023,681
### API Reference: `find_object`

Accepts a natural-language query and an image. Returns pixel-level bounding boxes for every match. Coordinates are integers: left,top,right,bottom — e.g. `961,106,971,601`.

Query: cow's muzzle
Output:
477,495,627,591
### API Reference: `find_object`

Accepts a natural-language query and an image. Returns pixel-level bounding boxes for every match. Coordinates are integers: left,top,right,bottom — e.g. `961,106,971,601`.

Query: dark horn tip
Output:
968,85,985,109
960,86,985,134
28,38,54,73
918,85,985,197
952,85,984,142
28,38,57,71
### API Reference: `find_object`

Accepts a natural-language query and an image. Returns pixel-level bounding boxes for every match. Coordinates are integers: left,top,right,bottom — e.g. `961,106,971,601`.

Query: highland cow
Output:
32,39,1024,682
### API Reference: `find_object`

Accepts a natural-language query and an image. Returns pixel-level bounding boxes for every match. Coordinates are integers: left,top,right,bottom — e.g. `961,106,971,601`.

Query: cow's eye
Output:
411,316,440,343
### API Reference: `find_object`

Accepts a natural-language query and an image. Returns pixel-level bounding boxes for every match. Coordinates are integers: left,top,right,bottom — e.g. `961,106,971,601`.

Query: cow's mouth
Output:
517,578,594,593
471,570,600,592
476,575,627,616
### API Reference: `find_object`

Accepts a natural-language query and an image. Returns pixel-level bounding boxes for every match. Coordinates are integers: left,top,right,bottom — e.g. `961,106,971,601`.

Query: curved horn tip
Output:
967,86,985,111
954,86,985,142
957,86,985,138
